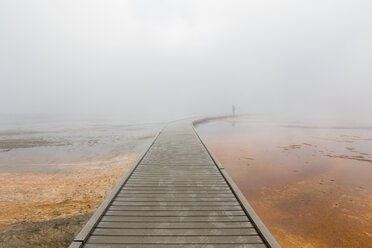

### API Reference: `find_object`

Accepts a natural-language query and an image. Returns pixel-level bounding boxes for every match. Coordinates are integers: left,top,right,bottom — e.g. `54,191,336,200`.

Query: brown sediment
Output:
240,157,254,160
0,138,68,151
346,147,356,152
279,144,302,151
0,130,40,136
0,154,138,233
0,214,90,248
325,154,372,164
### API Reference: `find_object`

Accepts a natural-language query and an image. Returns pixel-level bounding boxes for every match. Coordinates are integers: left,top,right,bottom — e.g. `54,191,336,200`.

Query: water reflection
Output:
197,117,372,248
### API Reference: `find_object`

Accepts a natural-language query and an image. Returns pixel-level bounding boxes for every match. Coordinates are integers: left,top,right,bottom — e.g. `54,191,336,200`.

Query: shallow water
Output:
0,118,162,246
197,116,372,248
0,119,162,174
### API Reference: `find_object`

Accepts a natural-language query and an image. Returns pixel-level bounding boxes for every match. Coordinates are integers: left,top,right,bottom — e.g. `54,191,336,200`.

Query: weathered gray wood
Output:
123,184,228,188
122,186,230,189
84,244,267,248
118,190,233,194
92,228,258,236
125,182,227,185
101,215,249,222
104,210,245,216
70,120,278,247
111,201,241,206
113,197,237,202
117,193,234,198
126,181,226,183
131,174,222,176
68,242,83,248
134,172,220,174
108,205,242,211
135,167,219,170
129,177,224,180
97,221,254,229
86,235,264,244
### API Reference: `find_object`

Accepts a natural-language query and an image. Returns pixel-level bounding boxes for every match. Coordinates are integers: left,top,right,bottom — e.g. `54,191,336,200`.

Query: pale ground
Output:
0,154,137,247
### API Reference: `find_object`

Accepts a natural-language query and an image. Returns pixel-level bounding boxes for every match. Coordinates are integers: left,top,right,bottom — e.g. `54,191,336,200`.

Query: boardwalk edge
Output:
192,121,281,248
68,126,164,246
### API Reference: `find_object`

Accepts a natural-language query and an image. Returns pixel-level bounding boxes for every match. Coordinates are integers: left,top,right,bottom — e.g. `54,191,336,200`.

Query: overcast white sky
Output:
0,0,371,123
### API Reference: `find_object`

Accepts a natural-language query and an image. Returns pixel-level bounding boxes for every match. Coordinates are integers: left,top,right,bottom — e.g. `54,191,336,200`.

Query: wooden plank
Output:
86,235,264,244
126,180,226,183
111,201,240,206
132,172,220,175
131,173,222,176
134,168,219,170
117,193,234,198
128,177,224,180
84,244,267,248
121,187,229,190
131,174,221,177
133,171,219,174
104,210,245,216
135,167,219,170
121,187,231,190
125,181,226,184
113,197,237,202
108,205,242,211
92,228,258,236
132,171,220,173
130,175,221,178
139,163,216,166
118,190,233,194
101,216,249,222
123,184,228,187
122,186,230,189
68,242,83,248
129,176,224,179
97,221,254,229
140,161,215,165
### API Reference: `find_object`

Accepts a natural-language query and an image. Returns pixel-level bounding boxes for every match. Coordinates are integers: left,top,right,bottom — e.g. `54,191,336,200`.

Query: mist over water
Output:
1,0,372,124
197,116,372,247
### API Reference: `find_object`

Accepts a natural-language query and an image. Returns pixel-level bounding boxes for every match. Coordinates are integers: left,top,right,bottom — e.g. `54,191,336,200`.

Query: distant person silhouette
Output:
232,105,236,117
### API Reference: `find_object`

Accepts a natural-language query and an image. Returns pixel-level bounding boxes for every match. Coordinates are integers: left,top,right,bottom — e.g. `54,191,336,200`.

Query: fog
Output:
1,0,371,124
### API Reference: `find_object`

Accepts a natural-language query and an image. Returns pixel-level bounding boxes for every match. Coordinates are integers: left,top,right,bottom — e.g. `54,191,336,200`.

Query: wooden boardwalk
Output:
69,120,280,248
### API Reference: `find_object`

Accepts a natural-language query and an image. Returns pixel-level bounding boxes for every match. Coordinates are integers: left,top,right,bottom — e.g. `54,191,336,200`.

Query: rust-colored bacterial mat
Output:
197,117,372,248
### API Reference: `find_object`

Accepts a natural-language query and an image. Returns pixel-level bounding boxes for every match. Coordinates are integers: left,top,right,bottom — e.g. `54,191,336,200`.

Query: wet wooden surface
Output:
70,121,279,248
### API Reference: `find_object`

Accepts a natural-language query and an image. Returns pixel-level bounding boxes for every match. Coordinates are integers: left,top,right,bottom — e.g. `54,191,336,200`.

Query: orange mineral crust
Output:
198,118,372,248
0,154,138,232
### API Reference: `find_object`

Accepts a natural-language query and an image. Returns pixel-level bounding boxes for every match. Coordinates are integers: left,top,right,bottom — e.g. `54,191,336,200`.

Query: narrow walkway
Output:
69,120,280,248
